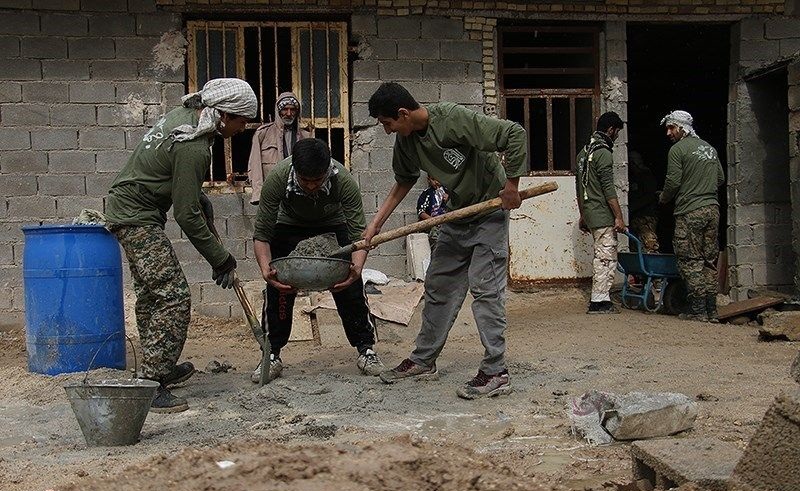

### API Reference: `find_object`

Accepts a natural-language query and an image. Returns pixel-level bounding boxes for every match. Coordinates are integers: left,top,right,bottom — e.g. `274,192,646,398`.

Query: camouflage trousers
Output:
111,224,191,380
674,205,720,298
590,227,618,302
630,215,660,253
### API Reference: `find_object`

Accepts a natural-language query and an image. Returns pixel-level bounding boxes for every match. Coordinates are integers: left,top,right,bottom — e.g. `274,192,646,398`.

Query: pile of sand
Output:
57,435,548,491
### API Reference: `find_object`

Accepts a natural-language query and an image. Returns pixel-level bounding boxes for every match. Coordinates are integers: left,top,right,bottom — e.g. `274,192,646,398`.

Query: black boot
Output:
705,294,719,323
150,385,189,414
679,296,707,321
160,362,196,387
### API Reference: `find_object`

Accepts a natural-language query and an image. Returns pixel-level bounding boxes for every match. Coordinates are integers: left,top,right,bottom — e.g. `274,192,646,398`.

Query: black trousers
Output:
262,223,376,355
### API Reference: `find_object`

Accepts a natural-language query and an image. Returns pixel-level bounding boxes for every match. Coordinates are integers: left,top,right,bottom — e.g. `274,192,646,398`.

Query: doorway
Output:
626,23,730,253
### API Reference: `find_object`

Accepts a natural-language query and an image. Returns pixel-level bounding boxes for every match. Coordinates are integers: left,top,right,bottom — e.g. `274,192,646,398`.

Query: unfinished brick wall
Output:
728,17,800,300
155,0,786,16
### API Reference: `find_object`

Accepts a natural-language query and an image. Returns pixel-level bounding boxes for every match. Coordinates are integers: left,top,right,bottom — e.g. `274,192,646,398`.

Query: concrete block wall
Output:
0,1,190,325
728,16,800,300
350,14,485,276
790,60,800,297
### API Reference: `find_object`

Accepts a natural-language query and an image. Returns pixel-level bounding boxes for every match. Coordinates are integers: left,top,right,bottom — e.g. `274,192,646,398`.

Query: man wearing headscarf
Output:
105,78,258,413
248,92,311,205
659,110,725,322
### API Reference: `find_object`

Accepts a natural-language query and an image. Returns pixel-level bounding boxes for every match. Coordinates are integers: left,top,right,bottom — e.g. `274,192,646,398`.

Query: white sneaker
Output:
357,348,386,376
250,354,284,384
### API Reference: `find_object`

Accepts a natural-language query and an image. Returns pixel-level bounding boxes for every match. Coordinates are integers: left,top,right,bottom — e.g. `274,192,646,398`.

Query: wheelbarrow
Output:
617,231,687,315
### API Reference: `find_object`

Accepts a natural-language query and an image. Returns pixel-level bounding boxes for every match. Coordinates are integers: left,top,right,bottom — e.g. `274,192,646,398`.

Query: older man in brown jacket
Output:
248,91,311,204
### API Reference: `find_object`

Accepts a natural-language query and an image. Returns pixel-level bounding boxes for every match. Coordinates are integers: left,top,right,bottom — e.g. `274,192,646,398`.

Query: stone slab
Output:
631,438,741,491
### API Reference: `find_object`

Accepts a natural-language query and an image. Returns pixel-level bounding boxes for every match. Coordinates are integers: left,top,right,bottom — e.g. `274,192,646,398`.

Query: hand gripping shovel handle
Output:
330,181,559,258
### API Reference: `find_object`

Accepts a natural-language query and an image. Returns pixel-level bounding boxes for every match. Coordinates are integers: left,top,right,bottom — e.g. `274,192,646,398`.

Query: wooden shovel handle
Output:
353,181,558,252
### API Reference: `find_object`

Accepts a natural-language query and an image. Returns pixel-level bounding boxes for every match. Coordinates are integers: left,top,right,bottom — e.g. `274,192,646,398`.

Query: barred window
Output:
187,20,350,188
499,25,600,175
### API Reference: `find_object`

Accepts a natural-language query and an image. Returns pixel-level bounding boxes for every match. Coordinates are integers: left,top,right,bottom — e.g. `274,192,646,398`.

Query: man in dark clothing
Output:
105,78,257,413
252,138,385,382
659,110,725,322
576,112,626,314
628,150,660,253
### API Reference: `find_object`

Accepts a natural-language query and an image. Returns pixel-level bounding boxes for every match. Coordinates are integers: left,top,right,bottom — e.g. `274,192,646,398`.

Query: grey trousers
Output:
410,209,509,375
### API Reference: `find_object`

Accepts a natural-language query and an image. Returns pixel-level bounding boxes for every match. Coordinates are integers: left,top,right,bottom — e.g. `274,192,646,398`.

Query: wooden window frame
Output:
498,26,601,176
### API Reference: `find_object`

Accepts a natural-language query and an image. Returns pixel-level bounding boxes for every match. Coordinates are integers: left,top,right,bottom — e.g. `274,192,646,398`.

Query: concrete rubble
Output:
757,310,800,341
569,390,698,445
603,392,698,441
728,388,800,491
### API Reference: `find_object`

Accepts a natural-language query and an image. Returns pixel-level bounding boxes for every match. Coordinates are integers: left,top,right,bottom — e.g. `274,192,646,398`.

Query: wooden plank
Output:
718,297,784,320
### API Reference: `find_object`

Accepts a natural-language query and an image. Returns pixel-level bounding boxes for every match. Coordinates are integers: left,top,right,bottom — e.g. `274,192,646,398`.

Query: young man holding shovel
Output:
252,138,385,382
105,78,257,413
365,82,528,399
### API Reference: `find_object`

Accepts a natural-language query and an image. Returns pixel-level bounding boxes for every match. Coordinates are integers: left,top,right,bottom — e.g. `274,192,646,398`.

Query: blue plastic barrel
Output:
22,224,125,375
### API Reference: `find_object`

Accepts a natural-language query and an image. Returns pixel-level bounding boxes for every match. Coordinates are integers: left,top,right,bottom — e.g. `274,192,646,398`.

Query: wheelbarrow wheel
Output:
662,279,688,315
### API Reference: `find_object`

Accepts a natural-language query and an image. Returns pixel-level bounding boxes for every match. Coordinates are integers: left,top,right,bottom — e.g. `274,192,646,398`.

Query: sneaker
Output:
379,358,438,384
456,370,512,400
250,354,284,384
160,362,195,387
587,301,619,314
357,348,386,376
150,386,188,414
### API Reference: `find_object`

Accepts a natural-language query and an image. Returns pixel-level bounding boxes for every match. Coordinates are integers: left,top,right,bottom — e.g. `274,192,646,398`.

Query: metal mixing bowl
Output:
270,256,352,291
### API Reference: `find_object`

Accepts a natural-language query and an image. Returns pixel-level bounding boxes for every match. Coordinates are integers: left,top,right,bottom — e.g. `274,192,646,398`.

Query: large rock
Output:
729,389,800,491
603,392,698,440
757,310,800,340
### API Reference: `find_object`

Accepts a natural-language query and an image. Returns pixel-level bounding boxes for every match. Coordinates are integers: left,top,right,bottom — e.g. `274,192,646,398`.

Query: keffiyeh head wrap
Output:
277,94,300,112
660,110,698,138
167,78,258,144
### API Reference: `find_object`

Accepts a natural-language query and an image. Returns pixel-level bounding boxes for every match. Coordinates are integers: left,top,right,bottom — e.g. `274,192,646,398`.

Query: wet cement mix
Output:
0,289,797,490
289,233,341,257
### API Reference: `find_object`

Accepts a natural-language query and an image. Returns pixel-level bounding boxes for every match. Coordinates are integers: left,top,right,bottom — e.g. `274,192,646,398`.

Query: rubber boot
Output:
679,296,707,321
705,294,719,323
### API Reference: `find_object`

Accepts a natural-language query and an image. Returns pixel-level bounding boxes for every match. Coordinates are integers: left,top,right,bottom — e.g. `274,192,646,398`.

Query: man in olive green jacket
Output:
659,110,725,321
365,82,527,400
576,112,626,314
252,138,385,383
106,78,257,413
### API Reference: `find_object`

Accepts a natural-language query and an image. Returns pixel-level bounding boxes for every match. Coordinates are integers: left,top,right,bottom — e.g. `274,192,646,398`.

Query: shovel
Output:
203,198,271,386
328,181,559,258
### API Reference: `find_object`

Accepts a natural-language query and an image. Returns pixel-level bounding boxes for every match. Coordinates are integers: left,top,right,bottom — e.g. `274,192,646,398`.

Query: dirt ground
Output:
0,288,797,491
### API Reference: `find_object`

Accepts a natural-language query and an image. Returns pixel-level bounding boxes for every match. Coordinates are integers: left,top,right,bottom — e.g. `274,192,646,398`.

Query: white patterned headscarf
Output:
168,78,258,143
660,110,698,138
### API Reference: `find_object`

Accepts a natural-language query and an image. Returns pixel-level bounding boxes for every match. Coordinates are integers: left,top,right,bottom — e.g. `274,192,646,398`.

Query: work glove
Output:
212,254,237,289
199,193,220,238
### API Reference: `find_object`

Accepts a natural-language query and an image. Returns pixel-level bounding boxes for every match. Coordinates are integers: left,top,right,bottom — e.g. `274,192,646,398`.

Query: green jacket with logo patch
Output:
661,136,725,216
392,102,528,221
105,107,229,268
253,158,366,244
575,142,617,230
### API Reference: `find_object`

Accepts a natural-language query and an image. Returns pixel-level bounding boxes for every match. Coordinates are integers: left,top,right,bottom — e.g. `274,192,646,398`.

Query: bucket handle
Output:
81,332,138,385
